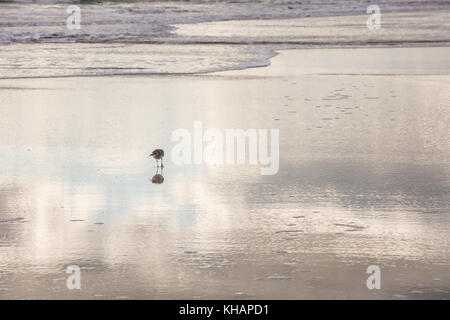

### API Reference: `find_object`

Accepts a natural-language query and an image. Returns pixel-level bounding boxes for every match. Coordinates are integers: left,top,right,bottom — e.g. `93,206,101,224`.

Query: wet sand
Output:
0,47,449,299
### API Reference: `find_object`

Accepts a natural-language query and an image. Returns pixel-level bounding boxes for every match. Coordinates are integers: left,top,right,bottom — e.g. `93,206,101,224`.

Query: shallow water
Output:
1,1,449,78
0,47,449,299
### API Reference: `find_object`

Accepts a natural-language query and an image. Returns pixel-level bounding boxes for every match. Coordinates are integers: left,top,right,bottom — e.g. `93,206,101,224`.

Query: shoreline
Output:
1,7,449,78
1,45,450,81
0,45,449,299
1,3,450,299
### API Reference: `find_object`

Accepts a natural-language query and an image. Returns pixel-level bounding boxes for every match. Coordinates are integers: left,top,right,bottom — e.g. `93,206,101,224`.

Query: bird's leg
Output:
156,159,159,168
161,159,164,168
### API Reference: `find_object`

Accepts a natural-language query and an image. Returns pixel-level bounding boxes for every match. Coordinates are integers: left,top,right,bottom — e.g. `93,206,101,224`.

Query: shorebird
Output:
149,149,164,167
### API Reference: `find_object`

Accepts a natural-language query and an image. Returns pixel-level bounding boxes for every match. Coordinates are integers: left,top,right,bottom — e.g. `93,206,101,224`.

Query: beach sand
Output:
0,47,449,299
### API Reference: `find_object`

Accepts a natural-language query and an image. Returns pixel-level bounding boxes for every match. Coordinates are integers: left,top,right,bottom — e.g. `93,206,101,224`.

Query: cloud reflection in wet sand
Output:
0,48,449,299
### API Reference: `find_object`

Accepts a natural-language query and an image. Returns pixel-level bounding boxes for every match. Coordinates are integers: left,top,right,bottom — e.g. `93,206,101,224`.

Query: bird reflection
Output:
151,167,164,184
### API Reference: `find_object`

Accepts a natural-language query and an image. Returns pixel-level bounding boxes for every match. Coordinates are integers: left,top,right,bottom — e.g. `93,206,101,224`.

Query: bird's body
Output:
150,149,165,167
